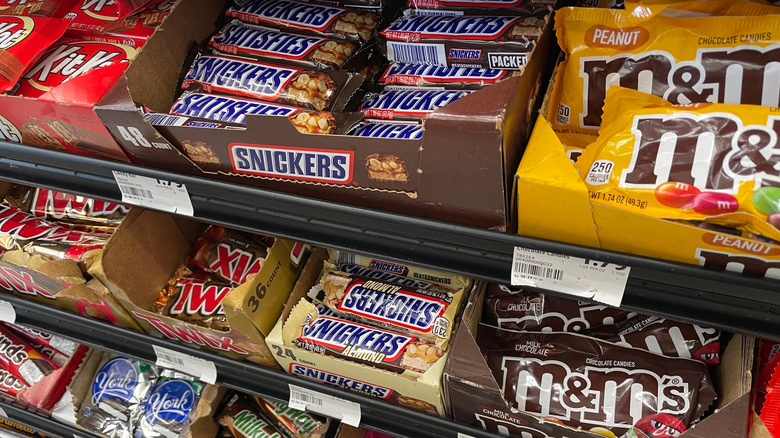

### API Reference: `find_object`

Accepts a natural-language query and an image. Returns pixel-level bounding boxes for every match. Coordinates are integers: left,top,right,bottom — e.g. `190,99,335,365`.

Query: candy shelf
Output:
0,401,98,438
3,292,500,438
0,141,779,340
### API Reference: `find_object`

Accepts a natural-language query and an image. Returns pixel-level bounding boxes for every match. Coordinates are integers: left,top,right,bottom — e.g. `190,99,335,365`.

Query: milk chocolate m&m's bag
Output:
576,87,780,242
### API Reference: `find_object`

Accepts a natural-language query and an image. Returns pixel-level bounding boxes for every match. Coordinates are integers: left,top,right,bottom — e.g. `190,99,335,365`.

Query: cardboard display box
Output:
90,0,553,230
443,282,756,438
89,208,310,366
263,247,483,417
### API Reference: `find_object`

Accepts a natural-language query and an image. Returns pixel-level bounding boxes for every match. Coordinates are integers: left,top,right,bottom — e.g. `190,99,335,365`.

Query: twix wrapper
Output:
188,225,268,286
547,6,780,137
5,186,129,227
254,397,331,438
576,86,780,242
0,324,58,386
156,266,234,332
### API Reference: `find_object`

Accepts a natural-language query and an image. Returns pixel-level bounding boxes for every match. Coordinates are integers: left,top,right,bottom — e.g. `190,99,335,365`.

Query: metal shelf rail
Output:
0,401,99,438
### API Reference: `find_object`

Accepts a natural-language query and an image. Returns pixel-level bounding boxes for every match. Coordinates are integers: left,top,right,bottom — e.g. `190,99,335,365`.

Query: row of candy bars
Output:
218,393,333,438
480,284,723,436
79,352,204,438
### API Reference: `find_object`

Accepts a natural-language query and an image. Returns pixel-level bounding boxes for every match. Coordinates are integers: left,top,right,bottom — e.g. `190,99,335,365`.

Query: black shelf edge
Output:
4,293,500,438
0,401,98,438
1,142,779,341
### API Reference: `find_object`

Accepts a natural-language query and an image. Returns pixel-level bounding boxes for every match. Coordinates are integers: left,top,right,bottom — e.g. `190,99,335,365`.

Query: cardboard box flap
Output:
685,393,751,438
446,324,500,390
429,76,520,122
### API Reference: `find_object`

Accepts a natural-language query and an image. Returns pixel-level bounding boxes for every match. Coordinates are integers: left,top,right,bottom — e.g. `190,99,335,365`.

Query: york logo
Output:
169,278,232,316
621,114,780,192
91,357,138,405
696,248,780,279
32,189,129,219
144,380,195,424
23,42,133,90
133,313,248,354
0,16,33,50
579,44,780,128
502,357,690,429
230,144,352,184
0,115,20,143
209,243,262,285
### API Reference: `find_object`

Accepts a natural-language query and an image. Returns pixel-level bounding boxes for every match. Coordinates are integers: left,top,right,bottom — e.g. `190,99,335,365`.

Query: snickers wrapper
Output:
226,0,380,43
312,262,466,348
144,111,246,130
135,371,204,438
329,249,472,290
181,53,361,111
188,225,268,286
157,266,233,332
285,298,445,375
255,397,331,438
0,324,58,386
79,353,158,438
346,120,423,139
219,393,282,438
359,88,471,121
378,62,522,89
210,20,358,70
404,0,553,16
379,13,547,70
477,324,717,436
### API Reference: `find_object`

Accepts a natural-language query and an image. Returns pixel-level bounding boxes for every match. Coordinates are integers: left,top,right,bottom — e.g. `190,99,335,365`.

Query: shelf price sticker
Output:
112,171,194,216
288,384,361,427
457,434,476,438
511,246,630,307
153,345,217,384
0,301,15,324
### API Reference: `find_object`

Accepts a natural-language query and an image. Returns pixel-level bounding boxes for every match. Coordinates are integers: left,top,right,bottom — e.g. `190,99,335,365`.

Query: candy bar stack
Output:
217,393,333,438
479,284,723,436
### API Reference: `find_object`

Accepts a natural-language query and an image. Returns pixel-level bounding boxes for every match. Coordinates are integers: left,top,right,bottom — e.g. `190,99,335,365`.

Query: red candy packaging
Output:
0,15,69,93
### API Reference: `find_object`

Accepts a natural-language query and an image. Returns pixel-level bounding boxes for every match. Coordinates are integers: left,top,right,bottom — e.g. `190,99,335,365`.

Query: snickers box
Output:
92,0,554,231
264,247,482,417
442,282,756,438
89,208,309,365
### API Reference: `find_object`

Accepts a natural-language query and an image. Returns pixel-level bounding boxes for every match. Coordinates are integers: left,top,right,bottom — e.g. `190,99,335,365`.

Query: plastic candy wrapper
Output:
188,225,268,286
5,186,129,228
0,324,58,386
218,393,283,438
255,396,331,438
134,371,204,438
0,15,69,93
156,266,234,332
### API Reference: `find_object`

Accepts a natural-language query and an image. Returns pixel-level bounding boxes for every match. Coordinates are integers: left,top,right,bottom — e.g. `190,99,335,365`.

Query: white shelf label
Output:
113,171,194,216
0,301,15,324
511,247,630,307
458,434,476,438
288,384,361,427
153,345,217,384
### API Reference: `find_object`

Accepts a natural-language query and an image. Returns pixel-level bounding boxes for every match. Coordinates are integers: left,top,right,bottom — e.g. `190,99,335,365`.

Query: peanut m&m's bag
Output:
575,87,780,242
547,5,780,137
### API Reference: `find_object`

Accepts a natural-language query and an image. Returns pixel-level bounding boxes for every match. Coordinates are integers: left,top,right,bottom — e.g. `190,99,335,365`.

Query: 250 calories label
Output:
511,246,630,307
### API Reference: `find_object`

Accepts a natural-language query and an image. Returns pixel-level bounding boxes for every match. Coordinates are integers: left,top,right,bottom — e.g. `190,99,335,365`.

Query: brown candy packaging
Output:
477,324,717,436
188,225,268,286
156,267,234,332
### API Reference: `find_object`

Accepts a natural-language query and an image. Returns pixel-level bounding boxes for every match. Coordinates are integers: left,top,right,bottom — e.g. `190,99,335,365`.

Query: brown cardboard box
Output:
90,208,309,366
443,284,755,438
92,1,553,230
265,247,483,417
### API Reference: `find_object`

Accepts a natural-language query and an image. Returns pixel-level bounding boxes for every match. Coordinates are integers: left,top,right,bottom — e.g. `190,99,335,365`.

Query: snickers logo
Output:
183,55,298,100
448,49,481,60
212,22,323,60
227,0,344,32
289,363,394,399
230,144,352,184
338,263,435,289
297,316,414,363
23,42,135,88
171,92,298,124
0,16,33,50
348,122,423,139
339,281,446,332
383,15,517,39
360,89,470,119
382,63,505,84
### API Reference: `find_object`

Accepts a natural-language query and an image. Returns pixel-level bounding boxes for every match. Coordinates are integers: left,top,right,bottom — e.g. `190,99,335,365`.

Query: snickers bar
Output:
171,91,300,123
359,88,471,120
347,121,423,139
288,301,445,374
226,0,380,43
380,13,547,69
182,54,351,111
405,0,554,16
379,62,522,88
210,20,357,70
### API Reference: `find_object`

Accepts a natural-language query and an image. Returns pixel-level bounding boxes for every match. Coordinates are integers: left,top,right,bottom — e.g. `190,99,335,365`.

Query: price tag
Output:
288,384,361,427
511,247,630,307
113,171,194,216
457,434,476,438
153,345,217,384
0,301,15,324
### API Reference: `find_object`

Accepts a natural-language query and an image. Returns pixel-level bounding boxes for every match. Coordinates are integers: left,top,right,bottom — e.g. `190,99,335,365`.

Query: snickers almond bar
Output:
181,53,357,111
379,62,522,88
359,88,471,120
210,20,358,70
226,0,380,43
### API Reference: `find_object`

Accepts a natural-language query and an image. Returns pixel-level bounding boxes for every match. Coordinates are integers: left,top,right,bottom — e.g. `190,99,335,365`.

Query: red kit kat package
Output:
0,15,68,93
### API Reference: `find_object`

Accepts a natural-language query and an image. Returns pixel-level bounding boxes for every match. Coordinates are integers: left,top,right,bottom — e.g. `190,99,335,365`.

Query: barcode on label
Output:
157,352,185,366
514,261,563,280
387,42,446,66
144,113,187,127
119,185,154,199
291,389,324,406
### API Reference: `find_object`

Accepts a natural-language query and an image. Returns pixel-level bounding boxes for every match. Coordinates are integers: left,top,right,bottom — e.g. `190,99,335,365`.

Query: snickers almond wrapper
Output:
0,324,58,386
219,393,283,438
160,268,234,332
483,284,636,332
210,20,359,70
585,314,722,365
359,87,472,121
477,324,717,436
379,62,522,89
379,13,547,70
188,225,268,286
181,53,362,111
144,111,246,130
285,298,445,375
255,397,331,438
226,0,380,43
313,262,465,348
